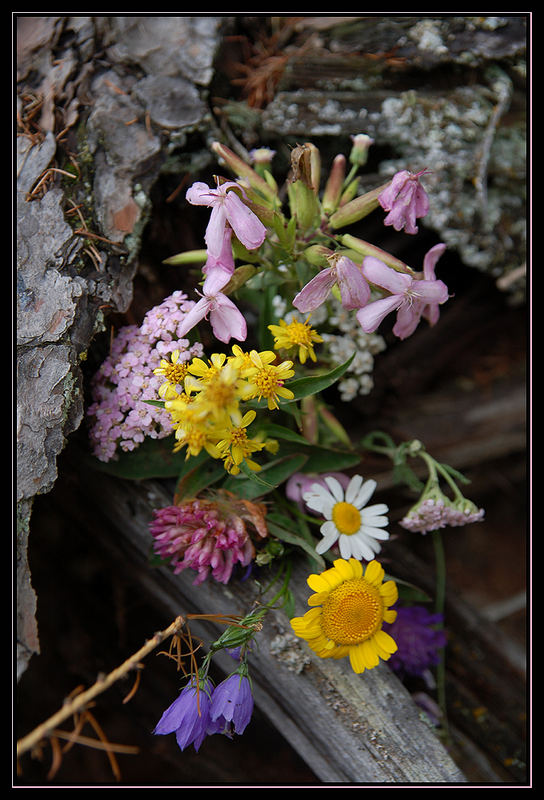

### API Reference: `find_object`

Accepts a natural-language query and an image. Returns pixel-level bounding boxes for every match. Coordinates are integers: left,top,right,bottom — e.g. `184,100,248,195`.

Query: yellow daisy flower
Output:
244,350,295,410
268,317,323,364
153,349,191,398
290,558,398,674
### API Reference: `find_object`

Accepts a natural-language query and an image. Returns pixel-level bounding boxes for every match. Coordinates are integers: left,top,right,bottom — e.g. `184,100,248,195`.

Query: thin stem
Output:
17,616,186,757
432,531,449,740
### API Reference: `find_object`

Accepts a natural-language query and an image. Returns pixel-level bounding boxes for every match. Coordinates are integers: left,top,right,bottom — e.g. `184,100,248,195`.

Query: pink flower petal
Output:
176,297,211,338
210,295,247,343
293,268,336,313
362,257,412,294
422,243,447,280
224,189,267,251
356,295,403,333
392,303,422,340
335,256,371,309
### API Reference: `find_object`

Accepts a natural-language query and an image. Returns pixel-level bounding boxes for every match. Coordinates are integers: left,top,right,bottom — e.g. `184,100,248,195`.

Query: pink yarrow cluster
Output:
87,291,203,462
150,500,257,585
399,498,485,534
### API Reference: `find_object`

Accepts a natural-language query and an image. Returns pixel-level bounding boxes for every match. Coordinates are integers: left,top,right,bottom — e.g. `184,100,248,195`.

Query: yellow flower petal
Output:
373,629,398,654
364,559,385,586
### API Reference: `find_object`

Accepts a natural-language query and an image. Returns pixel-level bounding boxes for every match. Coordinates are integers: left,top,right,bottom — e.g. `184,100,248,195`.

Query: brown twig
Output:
16,615,186,758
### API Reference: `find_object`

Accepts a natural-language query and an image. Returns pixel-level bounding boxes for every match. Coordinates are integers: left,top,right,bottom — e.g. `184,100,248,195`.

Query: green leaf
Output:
283,354,355,402
266,520,325,570
222,453,308,499
257,422,310,445
175,456,226,501
88,436,203,480
279,440,361,473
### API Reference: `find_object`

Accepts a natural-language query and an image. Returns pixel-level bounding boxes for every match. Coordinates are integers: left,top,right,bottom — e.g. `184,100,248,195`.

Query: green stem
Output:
432,530,449,740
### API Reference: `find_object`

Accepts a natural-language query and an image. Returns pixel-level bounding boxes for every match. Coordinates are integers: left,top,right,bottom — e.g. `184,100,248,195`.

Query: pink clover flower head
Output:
209,672,254,736
186,179,266,258
177,268,247,344
382,606,447,678
357,253,448,340
293,254,370,314
378,169,430,235
154,675,215,752
150,495,265,585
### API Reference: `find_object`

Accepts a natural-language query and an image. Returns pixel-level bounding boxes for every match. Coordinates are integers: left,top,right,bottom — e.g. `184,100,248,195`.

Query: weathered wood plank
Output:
70,455,466,783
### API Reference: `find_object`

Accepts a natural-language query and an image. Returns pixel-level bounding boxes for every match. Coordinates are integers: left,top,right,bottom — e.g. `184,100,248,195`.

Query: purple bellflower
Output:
357,250,448,340
177,268,247,344
378,169,430,235
186,180,267,259
153,676,215,753
209,672,254,736
293,254,370,314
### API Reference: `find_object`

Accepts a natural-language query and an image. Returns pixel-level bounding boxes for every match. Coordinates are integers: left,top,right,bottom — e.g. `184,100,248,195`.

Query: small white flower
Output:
303,475,389,560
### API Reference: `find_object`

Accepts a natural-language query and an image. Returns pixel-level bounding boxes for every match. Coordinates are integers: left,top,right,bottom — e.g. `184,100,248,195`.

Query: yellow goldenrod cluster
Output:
153,345,296,474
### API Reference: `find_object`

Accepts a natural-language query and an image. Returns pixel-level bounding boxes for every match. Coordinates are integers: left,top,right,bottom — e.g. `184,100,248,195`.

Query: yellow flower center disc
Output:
332,501,361,535
321,578,383,645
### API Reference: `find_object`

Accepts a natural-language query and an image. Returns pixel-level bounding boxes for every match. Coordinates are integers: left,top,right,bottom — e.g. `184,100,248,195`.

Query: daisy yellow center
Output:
321,578,383,645
332,501,361,535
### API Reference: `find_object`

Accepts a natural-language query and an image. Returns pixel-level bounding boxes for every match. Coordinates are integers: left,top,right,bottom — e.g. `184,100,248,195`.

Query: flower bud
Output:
303,244,334,268
349,133,374,166
322,154,346,214
339,234,414,274
328,182,390,229
211,141,278,205
287,179,321,232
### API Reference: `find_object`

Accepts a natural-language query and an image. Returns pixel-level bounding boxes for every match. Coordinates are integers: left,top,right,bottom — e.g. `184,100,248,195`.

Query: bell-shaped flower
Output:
153,676,215,753
186,180,267,258
177,268,247,344
293,254,370,314
209,672,254,736
357,252,449,340
378,169,430,235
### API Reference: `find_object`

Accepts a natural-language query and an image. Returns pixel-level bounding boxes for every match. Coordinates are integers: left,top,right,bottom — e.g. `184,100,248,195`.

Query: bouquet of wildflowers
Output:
85,135,485,754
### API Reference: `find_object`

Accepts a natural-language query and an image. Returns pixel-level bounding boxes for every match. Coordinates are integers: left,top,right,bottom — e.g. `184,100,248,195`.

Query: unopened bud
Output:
303,245,334,268
322,154,346,214
287,179,321,232
349,134,374,166
328,182,390,229
211,141,278,205
339,234,414,274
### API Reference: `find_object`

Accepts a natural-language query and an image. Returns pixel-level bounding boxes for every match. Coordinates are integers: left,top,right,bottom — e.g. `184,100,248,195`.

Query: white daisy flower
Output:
303,475,390,560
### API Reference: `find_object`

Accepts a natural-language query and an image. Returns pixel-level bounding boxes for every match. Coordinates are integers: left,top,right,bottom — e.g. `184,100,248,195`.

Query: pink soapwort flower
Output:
357,252,449,340
177,268,247,344
202,225,235,281
378,169,430,235
186,179,267,258
293,254,370,314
